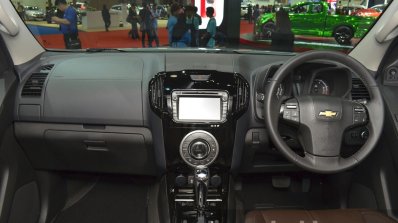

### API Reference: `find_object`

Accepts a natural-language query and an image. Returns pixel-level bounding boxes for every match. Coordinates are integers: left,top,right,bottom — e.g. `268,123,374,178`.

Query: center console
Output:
149,70,249,223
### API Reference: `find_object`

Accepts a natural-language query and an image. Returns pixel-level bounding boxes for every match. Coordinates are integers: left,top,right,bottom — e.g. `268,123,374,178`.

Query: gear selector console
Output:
149,70,250,223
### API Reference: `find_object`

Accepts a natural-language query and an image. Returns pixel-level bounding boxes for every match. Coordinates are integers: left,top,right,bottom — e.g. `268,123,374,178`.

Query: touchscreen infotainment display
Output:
178,97,221,121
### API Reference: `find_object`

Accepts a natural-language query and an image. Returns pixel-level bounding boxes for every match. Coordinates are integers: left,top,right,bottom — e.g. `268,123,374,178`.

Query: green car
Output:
256,1,377,45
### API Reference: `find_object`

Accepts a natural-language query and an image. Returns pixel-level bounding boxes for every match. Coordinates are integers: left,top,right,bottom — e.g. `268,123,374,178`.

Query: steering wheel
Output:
264,51,384,173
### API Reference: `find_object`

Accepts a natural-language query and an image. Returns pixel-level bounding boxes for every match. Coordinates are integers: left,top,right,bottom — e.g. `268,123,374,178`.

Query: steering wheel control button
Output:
354,115,365,124
283,110,291,119
353,105,367,124
282,101,300,123
354,107,365,113
180,130,219,167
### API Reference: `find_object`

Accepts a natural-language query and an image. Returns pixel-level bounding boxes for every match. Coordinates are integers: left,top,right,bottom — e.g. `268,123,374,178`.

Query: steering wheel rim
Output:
264,50,384,173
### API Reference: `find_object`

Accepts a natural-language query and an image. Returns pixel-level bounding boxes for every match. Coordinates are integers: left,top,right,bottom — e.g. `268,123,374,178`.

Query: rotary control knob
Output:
180,130,219,167
189,140,210,160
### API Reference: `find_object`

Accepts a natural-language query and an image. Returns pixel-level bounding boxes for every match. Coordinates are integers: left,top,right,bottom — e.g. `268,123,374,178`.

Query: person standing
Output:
139,3,153,47
247,4,253,24
192,6,202,47
204,7,216,48
167,4,178,46
167,4,190,47
128,6,140,40
150,4,160,47
253,4,260,34
253,4,260,21
101,4,111,32
52,0,80,49
185,6,195,46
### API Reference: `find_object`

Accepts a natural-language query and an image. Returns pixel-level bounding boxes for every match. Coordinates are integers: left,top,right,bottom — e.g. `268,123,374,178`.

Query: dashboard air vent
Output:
21,73,48,97
235,75,249,112
149,75,165,111
351,78,370,101
40,64,54,71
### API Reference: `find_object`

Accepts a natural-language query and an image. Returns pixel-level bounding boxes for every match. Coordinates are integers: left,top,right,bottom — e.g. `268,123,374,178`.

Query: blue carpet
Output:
28,24,62,35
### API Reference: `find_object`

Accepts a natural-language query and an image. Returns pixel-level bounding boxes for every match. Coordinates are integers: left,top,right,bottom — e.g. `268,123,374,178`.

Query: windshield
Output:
12,0,391,53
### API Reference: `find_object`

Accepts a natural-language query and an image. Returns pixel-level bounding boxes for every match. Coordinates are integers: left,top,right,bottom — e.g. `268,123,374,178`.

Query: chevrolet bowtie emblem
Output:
319,110,338,118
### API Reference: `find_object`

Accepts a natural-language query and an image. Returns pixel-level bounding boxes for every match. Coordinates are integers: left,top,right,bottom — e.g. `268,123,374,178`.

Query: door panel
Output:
0,35,40,223
349,36,398,220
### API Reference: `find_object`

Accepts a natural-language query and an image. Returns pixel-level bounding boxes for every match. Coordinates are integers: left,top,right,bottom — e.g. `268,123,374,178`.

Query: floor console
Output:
149,70,249,223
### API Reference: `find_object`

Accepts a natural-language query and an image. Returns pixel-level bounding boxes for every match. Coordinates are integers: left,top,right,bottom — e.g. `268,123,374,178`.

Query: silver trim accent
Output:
207,198,223,202
175,199,194,202
286,105,297,109
175,198,222,202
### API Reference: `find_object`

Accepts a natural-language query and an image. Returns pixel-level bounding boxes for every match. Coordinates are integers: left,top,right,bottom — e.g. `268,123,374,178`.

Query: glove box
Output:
15,122,157,175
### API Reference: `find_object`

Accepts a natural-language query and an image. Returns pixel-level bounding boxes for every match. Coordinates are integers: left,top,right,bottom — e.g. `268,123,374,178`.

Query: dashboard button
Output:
283,111,291,120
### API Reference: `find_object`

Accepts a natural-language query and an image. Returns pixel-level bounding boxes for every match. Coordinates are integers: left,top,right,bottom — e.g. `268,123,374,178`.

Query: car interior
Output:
1,0,398,223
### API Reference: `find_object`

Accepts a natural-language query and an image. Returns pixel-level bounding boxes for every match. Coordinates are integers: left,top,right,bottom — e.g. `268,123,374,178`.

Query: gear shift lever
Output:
194,165,209,210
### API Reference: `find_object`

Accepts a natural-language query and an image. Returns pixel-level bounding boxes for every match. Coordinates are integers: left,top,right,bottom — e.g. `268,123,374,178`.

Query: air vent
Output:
235,75,249,112
40,64,54,71
149,74,165,111
21,73,48,97
351,78,370,101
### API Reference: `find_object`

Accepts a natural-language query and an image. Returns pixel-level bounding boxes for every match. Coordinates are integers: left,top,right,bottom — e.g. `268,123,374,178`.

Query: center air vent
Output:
351,78,370,101
235,74,249,113
149,74,165,111
21,73,48,97
40,64,54,71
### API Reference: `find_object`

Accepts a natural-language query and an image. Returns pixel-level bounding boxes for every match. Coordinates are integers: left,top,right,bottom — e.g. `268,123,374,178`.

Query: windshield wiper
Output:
85,48,128,53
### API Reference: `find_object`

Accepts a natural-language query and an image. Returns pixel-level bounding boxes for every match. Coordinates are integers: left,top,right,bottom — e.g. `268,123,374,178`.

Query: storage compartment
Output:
15,122,158,175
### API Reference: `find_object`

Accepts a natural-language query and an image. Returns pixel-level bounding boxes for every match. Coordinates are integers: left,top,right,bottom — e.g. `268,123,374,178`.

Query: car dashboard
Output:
12,51,371,222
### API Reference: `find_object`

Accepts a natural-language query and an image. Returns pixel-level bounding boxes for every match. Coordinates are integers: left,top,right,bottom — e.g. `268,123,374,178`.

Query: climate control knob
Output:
180,130,219,167
189,140,210,160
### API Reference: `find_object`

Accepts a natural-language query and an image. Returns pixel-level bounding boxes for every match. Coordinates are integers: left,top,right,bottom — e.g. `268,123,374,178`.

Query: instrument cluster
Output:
310,79,330,96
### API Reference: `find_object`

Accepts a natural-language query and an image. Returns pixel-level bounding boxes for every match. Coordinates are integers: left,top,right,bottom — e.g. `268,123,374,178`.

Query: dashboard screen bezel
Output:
171,91,229,124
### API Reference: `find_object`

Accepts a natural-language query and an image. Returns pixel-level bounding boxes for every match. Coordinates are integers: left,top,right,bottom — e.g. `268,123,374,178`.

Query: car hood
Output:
26,10,44,13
